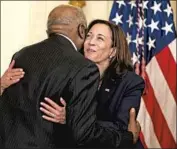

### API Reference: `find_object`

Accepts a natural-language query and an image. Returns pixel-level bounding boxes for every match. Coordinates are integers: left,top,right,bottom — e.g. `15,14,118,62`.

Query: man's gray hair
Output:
47,5,87,29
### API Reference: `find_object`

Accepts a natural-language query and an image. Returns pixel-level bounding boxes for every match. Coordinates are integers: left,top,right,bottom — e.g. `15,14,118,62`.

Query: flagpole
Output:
135,0,147,94
140,0,147,94
135,0,141,75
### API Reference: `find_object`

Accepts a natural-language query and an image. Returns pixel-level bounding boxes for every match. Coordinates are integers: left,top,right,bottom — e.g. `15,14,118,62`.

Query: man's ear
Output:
46,29,56,37
78,24,86,40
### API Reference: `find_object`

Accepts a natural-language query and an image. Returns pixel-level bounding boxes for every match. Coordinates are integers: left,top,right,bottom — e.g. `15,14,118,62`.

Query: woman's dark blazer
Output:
95,70,145,148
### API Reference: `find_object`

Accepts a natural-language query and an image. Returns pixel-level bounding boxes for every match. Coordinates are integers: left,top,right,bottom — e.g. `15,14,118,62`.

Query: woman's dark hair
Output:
85,19,133,74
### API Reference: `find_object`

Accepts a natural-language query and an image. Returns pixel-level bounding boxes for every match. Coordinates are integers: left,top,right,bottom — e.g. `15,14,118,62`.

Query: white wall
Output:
82,1,112,23
1,1,113,75
1,1,30,75
1,1,176,75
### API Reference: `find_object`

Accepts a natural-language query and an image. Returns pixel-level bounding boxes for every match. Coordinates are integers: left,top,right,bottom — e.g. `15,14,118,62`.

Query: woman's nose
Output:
89,38,96,45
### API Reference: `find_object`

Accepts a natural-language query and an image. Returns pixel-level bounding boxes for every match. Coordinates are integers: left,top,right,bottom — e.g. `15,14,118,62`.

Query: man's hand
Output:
128,108,141,144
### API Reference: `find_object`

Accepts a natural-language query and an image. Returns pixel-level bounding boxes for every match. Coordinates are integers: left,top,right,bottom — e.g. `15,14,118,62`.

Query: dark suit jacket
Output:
0,34,135,148
90,69,145,148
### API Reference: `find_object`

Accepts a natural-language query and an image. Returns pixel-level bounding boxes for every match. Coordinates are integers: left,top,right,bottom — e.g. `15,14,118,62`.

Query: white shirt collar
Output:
59,34,77,51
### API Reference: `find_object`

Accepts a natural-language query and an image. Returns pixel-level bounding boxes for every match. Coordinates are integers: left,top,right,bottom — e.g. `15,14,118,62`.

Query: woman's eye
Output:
98,37,104,41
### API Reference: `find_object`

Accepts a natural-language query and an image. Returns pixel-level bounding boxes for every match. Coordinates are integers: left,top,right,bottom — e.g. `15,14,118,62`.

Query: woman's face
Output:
84,23,115,64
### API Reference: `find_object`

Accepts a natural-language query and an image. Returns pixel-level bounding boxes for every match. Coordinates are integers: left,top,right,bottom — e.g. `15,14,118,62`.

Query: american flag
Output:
109,0,176,148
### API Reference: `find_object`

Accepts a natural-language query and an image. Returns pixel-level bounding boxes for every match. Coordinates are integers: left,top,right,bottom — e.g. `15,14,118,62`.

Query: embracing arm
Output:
40,97,136,148
115,74,145,128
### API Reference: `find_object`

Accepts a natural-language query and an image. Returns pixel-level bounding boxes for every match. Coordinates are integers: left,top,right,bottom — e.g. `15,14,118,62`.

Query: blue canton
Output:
109,0,176,64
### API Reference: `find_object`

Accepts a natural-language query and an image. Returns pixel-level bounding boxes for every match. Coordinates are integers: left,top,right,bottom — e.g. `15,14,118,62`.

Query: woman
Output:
1,19,144,148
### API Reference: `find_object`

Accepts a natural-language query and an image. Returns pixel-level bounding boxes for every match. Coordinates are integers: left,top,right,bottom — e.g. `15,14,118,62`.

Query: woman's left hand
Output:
40,97,66,124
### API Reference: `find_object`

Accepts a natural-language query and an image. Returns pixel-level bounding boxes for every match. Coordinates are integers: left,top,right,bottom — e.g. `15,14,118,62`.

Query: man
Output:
0,4,140,148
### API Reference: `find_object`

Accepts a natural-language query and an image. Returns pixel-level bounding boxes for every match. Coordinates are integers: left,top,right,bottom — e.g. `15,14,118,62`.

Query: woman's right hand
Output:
1,60,25,95
40,97,66,124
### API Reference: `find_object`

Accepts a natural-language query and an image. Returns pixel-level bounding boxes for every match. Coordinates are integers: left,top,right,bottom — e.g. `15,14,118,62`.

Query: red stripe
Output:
156,46,177,103
142,73,177,148
139,131,148,149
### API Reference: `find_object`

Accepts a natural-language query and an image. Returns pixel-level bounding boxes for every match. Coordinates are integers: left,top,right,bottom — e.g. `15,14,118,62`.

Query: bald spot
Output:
48,5,78,21
47,4,86,35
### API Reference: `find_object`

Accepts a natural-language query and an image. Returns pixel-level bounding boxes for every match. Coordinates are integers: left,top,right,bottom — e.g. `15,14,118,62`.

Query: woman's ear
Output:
109,48,116,59
78,24,86,40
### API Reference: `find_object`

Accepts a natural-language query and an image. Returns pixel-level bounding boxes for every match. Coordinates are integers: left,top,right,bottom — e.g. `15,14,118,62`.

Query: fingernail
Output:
20,69,23,72
21,72,25,74
40,102,44,105
39,107,42,110
44,97,48,101
14,79,20,82
131,108,135,113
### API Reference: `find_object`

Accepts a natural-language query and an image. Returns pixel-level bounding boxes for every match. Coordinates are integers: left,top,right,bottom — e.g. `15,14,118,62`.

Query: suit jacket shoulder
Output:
123,71,145,91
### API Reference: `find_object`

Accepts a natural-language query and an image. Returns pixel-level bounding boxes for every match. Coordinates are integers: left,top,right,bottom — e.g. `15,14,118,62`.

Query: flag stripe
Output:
143,73,177,148
156,46,177,102
168,39,176,62
139,132,148,149
146,57,177,141
137,99,161,148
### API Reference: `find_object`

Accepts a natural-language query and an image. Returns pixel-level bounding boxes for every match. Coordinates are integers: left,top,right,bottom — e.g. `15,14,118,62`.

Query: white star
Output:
143,19,147,28
133,36,144,48
147,37,156,51
129,1,136,10
131,52,140,65
127,15,133,28
143,1,149,9
138,37,144,45
132,37,138,48
147,19,159,33
112,13,123,25
116,1,126,9
137,17,147,29
162,22,173,35
151,1,161,15
164,4,172,17
126,33,132,45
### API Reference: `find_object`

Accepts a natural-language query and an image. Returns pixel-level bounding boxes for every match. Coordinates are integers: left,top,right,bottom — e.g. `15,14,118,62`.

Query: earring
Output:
109,56,112,59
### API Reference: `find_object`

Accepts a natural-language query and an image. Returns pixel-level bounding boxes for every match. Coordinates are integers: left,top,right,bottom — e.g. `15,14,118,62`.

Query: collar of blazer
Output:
58,34,77,51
